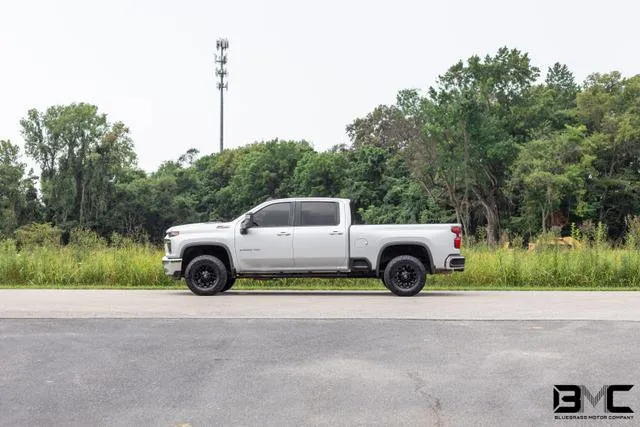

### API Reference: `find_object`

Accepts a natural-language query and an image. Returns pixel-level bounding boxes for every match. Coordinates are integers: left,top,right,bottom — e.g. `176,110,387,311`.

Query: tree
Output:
0,140,26,235
220,140,314,216
20,103,136,231
346,101,422,152
546,63,579,106
293,148,349,197
577,73,640,236
357,153,444,225
519,63,579,135
509,126,594,234
420,47,540,244
407,93,473,235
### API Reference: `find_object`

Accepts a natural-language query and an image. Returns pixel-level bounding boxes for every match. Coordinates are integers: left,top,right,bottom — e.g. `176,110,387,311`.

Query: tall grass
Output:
0,238,173,287
434,245,640,288
1,234,640,289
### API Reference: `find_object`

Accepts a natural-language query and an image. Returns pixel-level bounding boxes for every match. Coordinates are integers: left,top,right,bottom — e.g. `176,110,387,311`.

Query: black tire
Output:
221,277,236,292
383,255,427,296
184,255,228,296
380,277,390,290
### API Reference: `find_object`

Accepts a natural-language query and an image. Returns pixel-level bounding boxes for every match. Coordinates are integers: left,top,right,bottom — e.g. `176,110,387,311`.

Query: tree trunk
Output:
444,181,470,237
462,129,471,237
80,181,86,226
477,195,500,247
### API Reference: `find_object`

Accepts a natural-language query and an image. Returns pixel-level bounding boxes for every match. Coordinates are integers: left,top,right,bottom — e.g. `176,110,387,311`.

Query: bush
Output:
109,232,136,249
69,227,106,249
625,216,640,250
15,223,62,249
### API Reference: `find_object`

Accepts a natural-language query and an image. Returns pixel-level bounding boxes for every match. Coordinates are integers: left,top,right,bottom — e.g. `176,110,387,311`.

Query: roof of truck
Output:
263,197,350,203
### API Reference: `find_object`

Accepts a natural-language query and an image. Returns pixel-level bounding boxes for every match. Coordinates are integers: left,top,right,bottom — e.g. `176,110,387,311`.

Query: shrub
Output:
69,227,106,249
14,223,62,249
109,232,136,249
625,216,640,250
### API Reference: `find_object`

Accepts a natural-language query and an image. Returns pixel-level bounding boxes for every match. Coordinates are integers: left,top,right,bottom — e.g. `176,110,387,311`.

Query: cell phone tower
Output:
215,38,229,152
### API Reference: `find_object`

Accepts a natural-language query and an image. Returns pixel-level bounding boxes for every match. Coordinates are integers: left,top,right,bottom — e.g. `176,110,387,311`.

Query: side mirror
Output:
240,213,253,235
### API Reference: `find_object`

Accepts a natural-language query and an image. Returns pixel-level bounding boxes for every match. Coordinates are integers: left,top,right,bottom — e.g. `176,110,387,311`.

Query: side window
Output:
252,203,292,227
300,202,339,226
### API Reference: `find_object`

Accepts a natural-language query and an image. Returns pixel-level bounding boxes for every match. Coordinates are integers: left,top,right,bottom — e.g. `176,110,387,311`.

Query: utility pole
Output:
215,38,229,152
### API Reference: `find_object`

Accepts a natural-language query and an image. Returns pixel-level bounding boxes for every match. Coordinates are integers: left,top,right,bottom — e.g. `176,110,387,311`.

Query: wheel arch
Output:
181,243,235,277
376,242,434,276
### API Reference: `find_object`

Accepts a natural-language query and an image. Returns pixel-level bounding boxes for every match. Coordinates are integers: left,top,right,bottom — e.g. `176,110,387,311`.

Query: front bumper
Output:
162,257,182,279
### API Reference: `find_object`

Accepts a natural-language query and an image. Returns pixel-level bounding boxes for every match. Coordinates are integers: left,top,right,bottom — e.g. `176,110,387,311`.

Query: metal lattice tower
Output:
215,38,229,152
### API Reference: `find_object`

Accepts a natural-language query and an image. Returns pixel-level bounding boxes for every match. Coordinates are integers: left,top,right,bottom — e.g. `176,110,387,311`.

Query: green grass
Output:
1,239,640,290
1,282,639,291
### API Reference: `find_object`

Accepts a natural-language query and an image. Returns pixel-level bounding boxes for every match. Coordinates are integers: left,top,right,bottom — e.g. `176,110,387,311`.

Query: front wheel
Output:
383,255,427,296
185,255,228,296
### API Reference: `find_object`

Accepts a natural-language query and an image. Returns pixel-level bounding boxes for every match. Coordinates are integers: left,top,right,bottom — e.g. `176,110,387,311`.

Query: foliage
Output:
0,140,25,235
509,126,594,233
435,244,640,289
69,227,107,249
20,103,136,233
14,223,62,248
1,240,640,289
1,47,639,246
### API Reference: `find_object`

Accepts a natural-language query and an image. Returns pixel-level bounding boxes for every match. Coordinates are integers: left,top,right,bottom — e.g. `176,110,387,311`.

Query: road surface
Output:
1,289,639,320
0,290,638,426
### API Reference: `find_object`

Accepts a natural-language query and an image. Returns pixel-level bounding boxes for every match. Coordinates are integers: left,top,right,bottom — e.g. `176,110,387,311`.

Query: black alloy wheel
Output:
383,255,427,296
185,255,228,296
193,264,218,289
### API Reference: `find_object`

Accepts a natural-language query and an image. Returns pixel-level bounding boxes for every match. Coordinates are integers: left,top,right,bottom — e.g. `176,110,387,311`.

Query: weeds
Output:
1,225,640,289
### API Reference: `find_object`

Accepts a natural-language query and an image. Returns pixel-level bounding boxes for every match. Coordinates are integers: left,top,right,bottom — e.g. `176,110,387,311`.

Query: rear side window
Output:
299,202,339,226
253,202,292,227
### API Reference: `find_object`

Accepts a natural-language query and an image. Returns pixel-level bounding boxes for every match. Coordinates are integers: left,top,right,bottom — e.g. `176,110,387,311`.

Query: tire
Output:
380,277,390,290
184,255,228,296
383,255,427,296
221,277,236,292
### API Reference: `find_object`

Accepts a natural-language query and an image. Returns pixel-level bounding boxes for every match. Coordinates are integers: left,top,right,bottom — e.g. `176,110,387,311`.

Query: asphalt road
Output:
1,290,638,426
1,289,639,320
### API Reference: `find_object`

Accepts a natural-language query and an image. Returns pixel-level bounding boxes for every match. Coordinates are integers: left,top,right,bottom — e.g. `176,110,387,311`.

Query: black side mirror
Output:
240,213,253,235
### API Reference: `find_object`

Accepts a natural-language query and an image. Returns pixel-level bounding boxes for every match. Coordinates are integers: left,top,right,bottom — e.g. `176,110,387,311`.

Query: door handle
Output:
329,231,343,235
277,232,291,237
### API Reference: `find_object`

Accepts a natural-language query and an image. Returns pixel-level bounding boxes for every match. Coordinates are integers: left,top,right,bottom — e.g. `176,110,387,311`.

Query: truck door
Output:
292,201,348,270
235,202,294,271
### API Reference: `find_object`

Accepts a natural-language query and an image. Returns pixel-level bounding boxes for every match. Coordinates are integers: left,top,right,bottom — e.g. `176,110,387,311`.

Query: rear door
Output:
292,201,348,270
235,202,294,271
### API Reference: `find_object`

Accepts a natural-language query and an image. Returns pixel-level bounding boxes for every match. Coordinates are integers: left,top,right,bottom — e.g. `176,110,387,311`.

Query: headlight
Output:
167,231,180,237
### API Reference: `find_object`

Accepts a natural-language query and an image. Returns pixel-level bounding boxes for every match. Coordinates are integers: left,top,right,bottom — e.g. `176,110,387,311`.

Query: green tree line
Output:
2,47,639,244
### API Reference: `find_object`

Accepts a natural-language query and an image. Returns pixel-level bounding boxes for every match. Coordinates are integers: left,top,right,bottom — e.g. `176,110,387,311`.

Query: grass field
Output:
2,238,640,290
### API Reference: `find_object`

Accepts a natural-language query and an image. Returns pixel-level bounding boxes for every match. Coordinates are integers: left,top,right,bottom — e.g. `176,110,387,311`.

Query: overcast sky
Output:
1,0,638,172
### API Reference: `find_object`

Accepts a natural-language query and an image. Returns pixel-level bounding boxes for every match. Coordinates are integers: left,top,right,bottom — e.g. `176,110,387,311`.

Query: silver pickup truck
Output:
163,197,465,296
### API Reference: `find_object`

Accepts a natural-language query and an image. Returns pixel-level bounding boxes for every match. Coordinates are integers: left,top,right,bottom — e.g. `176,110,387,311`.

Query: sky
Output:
1,0,639,172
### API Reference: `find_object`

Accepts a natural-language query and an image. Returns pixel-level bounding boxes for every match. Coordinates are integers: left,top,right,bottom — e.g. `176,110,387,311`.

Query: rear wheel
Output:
383,255,426,296
185,255,228,296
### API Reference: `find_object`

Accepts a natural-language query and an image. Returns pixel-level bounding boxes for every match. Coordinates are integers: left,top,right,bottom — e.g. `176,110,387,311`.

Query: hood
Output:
166,222,233,235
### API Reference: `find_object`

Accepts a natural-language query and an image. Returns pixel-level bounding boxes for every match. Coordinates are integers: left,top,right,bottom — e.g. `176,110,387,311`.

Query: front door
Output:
235,202,294,271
